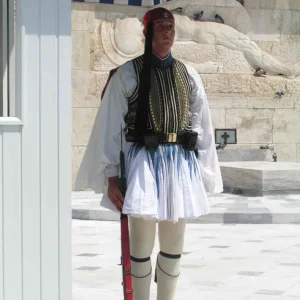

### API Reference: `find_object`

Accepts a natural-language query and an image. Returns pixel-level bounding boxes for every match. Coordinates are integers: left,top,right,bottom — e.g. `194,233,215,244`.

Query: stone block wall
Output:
72,1,300,188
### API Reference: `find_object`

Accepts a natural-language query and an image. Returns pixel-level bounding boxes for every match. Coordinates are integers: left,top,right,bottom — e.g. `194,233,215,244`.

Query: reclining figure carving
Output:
101,15,300,78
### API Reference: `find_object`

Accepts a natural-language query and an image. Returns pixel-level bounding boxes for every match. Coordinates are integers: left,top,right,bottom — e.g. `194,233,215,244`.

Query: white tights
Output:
129,217,186,300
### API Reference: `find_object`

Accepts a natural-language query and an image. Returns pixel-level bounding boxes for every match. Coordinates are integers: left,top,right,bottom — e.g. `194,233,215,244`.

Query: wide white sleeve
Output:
75,66,128,193
187,66,223,194
100,69,128,178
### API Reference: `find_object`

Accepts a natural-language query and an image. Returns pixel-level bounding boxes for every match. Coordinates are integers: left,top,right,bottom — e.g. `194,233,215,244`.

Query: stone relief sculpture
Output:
236,0,245,5
101,14,300,78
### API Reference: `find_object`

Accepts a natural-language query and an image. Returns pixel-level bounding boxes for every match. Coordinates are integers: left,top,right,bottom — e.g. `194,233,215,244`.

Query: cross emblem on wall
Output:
215,129,237,145
221,132,230,144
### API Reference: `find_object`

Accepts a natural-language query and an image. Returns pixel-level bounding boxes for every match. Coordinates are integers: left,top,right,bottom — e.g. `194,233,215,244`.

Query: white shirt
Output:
75,59,223,202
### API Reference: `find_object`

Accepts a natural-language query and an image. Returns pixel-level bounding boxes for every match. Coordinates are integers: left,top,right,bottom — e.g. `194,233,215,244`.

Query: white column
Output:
21,0,72,298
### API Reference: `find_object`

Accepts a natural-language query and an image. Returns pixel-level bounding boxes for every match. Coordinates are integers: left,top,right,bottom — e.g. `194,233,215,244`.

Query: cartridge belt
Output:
126,130,198,151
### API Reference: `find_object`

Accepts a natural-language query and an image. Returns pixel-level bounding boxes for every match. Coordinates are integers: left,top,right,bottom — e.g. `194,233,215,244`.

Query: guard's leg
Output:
129,217,156,300
156,219,186,300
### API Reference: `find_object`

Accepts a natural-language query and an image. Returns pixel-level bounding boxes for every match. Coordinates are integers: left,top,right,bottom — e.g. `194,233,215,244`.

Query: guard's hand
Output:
107,176,124,212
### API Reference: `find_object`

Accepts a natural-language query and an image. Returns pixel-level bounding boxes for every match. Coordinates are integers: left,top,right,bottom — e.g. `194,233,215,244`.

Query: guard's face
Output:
152,19,175,53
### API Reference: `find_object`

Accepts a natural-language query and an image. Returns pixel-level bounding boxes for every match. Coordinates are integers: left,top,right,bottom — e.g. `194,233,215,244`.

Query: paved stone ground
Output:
72,220,300,300
72,191,300,224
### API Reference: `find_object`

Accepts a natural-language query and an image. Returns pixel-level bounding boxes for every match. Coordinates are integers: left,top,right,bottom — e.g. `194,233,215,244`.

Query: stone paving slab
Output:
72,191,300,224
72,220,300,300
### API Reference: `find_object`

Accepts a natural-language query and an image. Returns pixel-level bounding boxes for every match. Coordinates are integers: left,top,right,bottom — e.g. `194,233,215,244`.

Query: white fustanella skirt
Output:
122,142,210,223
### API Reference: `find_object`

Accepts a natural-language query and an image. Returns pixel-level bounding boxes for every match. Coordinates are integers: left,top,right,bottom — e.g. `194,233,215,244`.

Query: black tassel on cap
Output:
134,22,153,144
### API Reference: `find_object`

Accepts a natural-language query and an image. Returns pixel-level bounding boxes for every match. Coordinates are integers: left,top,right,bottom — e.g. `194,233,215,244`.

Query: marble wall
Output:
72,1,300,188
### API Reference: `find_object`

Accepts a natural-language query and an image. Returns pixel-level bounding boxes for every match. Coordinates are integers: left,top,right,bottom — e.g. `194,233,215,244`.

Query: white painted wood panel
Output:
58,0,72,298
21,0,41,298
0,0,72,299
0,126,3,300
40,0,59,298
2,127,22,300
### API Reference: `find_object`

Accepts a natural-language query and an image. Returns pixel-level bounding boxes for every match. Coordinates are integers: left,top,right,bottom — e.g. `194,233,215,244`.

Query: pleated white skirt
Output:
122,142,210,222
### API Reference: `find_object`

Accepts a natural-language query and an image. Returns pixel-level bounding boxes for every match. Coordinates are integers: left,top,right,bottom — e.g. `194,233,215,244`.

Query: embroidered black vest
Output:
125,55,192,136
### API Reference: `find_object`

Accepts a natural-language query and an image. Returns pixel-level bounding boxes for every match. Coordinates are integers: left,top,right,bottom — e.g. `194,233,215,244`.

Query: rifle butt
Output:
120,213,133,300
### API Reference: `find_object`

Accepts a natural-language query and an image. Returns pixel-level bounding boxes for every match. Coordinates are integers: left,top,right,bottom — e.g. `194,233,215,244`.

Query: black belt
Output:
126,130,198,151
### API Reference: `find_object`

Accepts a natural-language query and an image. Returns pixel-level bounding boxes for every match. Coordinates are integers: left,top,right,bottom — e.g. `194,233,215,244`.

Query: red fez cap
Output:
143,8,175,29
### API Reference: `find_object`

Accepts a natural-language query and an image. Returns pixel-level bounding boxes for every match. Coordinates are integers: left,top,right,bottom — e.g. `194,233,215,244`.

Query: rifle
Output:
119,128,133,300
